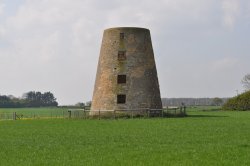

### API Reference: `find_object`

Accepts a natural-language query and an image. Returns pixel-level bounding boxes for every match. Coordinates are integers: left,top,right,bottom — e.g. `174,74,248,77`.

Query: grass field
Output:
0,107,184,120
0,108,68,119
0,107,68,113
0,108,250,165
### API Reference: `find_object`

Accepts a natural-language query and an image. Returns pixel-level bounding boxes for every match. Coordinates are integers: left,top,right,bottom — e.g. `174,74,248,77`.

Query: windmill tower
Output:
91,27,162,112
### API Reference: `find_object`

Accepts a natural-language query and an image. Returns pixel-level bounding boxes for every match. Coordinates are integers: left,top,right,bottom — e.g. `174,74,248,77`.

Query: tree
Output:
241,74,250,91
23,91,58,107
75,102,85,108
0,95,25,108
0,91,58,108
85,101,92,107
42,92,58,106
212,97,223,106
23,91,40,107
223,91,250,111
0,95,11,107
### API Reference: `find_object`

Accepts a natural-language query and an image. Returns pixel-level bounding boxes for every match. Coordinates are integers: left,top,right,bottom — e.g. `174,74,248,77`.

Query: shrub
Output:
223,91,250,111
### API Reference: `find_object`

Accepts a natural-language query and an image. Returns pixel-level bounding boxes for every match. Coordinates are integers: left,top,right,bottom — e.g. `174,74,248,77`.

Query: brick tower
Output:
91,27,162,112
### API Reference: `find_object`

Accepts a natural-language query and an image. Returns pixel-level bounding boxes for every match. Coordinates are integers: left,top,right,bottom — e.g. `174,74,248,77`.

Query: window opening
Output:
117,75,126,84
118,51,126,61
120,33,124,40
117,94,126,104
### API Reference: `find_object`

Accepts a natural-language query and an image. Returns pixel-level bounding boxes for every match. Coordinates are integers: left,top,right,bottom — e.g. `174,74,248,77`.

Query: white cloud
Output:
222,0,240,29
247,1,250,19
0,25,5,37
210,57,239,72
0,2,4,16
0,0,249,104
0,0,107,104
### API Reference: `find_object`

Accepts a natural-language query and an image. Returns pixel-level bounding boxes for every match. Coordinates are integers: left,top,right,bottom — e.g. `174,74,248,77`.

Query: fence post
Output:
114,110,116,119
147,109,150,118
98,110,100,120
161,109,164,117
68,110,71,119
13,112,16,120
84,110,86,119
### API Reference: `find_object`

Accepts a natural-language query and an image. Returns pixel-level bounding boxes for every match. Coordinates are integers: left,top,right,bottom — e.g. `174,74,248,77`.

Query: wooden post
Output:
84,110,86,119
114,110,116,119
147,109,150,118
161,109,164,117
13,112,16,120
98,110,100,120
68,110,71,119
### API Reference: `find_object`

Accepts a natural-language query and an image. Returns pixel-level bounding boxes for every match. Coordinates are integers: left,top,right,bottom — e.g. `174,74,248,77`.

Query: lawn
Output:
0,109,250,165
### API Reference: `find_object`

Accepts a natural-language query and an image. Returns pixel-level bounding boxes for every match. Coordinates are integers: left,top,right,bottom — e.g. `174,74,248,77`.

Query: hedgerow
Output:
223,91,250,111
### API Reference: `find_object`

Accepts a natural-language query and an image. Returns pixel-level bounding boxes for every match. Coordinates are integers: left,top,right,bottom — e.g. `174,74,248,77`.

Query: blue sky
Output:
0,0,249,105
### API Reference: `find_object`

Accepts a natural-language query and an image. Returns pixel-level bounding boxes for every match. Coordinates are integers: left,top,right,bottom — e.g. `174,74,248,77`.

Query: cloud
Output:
0,0,249,103
0,25,5,37
222,0,240,29
0,0,108,104
0,2,4,16
210,57,239,72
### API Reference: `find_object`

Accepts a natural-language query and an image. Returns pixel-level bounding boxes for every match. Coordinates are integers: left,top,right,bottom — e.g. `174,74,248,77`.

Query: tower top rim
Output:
104,27,149,31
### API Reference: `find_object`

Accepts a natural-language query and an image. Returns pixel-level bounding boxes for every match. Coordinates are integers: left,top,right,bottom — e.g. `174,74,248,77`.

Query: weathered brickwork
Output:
91,27,162,111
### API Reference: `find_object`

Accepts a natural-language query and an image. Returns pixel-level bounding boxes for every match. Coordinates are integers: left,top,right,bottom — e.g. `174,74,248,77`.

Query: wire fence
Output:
0,111,66,120
0,107,186,121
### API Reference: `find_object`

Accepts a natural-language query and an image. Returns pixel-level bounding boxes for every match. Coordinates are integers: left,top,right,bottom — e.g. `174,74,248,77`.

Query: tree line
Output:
162,97,227,107
223,90,250,111
222,74,250,111
0,91,58,108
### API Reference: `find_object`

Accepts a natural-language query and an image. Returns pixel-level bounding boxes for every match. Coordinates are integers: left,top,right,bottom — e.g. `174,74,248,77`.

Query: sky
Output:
0,0,249,105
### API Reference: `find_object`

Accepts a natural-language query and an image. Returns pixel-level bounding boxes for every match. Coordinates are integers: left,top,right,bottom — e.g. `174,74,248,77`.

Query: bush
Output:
223,91,250,111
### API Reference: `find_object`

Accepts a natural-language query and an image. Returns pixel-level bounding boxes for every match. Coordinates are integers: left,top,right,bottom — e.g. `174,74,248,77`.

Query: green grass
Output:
0,107,68,114
0,108,68,119
187,105,222,111
0,109,250,165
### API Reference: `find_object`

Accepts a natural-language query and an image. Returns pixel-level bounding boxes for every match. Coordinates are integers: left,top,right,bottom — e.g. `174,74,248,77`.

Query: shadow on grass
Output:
187,115,228,118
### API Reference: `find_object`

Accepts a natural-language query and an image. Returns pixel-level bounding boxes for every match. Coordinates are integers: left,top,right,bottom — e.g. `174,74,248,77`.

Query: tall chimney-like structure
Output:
91,27,162,112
